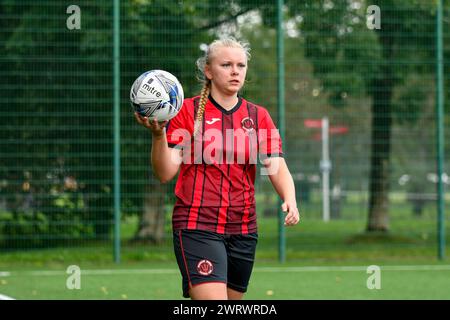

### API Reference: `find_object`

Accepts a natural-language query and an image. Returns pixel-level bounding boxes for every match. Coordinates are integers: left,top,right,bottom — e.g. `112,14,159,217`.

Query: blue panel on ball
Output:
169,85,178,107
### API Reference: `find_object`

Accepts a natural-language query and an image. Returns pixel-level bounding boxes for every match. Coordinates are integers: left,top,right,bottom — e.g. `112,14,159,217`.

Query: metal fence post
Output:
113,0,121,264
277,0,286,263
436,0,445,260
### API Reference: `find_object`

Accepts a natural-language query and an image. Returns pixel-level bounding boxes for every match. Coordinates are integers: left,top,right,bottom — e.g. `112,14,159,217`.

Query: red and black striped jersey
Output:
165,95,283,234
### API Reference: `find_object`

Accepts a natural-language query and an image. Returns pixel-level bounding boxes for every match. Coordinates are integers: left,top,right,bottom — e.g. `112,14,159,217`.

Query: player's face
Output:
205,47,247,96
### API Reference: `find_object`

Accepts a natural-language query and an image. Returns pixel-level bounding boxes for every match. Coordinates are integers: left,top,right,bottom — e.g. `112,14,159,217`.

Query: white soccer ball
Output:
130,70,184,121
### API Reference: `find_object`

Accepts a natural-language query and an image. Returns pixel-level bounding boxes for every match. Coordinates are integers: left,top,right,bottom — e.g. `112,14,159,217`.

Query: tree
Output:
286,0,438,231
0,0,278,247
0,1,117,246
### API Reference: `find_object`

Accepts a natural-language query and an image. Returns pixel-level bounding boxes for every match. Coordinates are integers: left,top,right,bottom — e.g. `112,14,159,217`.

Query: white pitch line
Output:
0,293,15,300
25,269,180,276
255,265,450,272
2,265,450,277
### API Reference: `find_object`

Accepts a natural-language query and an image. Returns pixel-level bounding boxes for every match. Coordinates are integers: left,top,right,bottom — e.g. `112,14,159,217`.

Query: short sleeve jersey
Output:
165,95,283,234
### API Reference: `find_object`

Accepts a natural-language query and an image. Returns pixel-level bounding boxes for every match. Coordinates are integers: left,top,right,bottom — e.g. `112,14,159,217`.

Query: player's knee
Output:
189,282,228,300
227,287,244,300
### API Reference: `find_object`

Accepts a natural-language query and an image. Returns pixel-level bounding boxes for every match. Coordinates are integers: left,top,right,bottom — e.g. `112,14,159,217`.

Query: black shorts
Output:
173,229,258,298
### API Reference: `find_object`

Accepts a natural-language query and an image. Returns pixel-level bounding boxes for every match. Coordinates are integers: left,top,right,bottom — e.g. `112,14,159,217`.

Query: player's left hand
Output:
282,202,300,226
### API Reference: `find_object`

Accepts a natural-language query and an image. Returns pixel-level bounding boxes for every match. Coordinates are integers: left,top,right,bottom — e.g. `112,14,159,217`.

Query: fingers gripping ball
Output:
130,70,184,121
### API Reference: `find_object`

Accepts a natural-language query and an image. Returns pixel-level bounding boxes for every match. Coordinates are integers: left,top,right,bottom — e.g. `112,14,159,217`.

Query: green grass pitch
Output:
1,262,450,299
1,218,449,300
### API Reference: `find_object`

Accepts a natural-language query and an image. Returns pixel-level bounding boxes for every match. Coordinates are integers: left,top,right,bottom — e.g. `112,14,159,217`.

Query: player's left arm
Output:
262,157,300,226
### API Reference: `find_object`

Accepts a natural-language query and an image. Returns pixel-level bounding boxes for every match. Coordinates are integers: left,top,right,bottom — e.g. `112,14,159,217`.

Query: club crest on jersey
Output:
197,259,214,276
241,117,254,132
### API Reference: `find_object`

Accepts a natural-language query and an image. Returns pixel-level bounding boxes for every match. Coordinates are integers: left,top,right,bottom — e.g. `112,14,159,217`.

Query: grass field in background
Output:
1,217,449,266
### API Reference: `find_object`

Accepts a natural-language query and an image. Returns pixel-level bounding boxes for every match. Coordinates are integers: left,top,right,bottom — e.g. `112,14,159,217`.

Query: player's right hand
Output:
134,112,168,138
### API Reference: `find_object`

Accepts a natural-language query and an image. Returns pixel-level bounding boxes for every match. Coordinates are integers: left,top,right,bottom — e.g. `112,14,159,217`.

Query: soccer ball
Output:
130,70,184,121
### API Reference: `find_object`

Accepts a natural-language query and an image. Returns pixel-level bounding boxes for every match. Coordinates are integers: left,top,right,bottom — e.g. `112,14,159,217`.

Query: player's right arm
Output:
134,113,182,183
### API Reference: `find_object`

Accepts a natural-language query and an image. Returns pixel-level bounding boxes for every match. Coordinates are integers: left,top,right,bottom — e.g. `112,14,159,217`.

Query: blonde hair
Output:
194,37,251,136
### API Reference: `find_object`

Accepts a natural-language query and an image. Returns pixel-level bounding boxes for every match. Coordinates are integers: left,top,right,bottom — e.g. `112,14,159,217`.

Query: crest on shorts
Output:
241,117,254,132
197,259,214,276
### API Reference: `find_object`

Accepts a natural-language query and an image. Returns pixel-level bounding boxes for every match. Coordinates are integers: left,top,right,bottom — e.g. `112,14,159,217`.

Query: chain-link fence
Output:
0,1,449,260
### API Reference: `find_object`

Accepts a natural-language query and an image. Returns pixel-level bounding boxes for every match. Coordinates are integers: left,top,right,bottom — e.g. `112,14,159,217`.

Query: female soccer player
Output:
135,38,300,300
